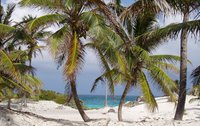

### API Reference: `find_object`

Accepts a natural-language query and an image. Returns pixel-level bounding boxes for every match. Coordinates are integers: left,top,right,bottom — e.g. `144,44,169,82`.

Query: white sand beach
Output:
0,95,200,126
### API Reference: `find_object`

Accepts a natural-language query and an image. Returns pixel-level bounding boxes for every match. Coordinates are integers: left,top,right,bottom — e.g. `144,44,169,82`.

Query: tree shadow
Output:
185,107,200,111
0,107,20,126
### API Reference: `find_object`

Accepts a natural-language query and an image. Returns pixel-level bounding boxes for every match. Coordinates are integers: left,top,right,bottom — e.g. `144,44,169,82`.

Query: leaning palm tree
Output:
91,7,179,121
19,0,117,121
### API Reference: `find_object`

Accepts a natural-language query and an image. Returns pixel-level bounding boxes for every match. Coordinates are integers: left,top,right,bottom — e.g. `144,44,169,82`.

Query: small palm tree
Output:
189,66,200,105
189,86,200,105
0,4,43,109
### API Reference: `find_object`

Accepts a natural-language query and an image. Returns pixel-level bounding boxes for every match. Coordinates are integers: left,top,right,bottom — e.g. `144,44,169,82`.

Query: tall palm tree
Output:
166,0,200,120
19,0,116,121
120,0,200,120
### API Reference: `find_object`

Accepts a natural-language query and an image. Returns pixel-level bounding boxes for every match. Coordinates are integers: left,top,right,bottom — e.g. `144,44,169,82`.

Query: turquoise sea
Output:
79,95,137,109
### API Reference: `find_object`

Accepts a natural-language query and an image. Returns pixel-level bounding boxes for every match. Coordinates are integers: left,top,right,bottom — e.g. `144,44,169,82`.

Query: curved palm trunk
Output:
70,80,90,122
174,7,189,120
118,83,131,121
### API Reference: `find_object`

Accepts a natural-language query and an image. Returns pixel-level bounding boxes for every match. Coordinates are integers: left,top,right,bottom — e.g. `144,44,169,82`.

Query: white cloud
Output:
5,0,45,22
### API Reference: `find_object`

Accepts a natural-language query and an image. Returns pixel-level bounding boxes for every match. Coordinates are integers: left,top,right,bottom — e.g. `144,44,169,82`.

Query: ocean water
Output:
79,95,137,109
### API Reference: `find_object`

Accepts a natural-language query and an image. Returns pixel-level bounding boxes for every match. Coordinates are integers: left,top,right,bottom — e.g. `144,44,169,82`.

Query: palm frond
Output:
0,23,15,37
138,71,158,112
48,26,72,68
81,11,105,28
28,14,65,31
189,97,200,103
2,4,15,25
120,0,170,21
153,61,179,74
191,65,200,84
148,65,177,102
150,55,182,64
63,32,84,80
19,0,67,12
135,19,200,50
0,50,20,81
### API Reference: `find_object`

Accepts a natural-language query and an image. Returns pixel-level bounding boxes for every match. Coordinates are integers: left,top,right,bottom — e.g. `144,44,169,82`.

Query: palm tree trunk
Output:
70,80,90,122
22,93,28,107
118,83,131,121
0,0,3,24
174,7,189,120
7,98,11,109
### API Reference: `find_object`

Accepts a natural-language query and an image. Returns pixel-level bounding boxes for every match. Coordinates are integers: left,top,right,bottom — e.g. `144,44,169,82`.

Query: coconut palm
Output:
171,0,199,120
19,0,119,121
0,49,42,108
0,4,43,108
91,14,179,121
89,0,200,121
120,0,200,120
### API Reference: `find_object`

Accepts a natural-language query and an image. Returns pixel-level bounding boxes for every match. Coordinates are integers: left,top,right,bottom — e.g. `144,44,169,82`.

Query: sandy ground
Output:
0,95,200,126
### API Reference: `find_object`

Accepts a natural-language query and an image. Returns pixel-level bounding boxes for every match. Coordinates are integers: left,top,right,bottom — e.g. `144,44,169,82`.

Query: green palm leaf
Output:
135,19,200,49
0,24,15,37
150,55,182,64
0,50,20,80
63,32,84,80
20,0,66,11
28,14,65,31
148,65,177,102
138,71,158,112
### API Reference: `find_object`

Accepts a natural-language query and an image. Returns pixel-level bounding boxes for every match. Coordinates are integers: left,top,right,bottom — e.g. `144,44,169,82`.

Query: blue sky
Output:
2,0,200,96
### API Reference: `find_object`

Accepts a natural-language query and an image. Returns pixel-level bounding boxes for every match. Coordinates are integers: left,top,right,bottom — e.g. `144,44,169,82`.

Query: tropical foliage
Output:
0,3,43,108
91,2,180,121
0,0,200,123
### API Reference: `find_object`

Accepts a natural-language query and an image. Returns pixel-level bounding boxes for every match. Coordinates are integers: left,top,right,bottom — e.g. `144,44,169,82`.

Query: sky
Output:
1,0,200,96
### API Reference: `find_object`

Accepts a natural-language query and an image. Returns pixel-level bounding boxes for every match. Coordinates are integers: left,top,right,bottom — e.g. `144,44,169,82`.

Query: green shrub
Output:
37,90,89,109
54,94,66,104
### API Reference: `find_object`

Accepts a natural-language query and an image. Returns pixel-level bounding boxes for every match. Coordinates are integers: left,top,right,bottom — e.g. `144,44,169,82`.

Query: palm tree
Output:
90,7,180,121
0,4,43,109
19,0,117,121
162,0,200,120
0,49,41,109
91,0,200,121
120,0,200,120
